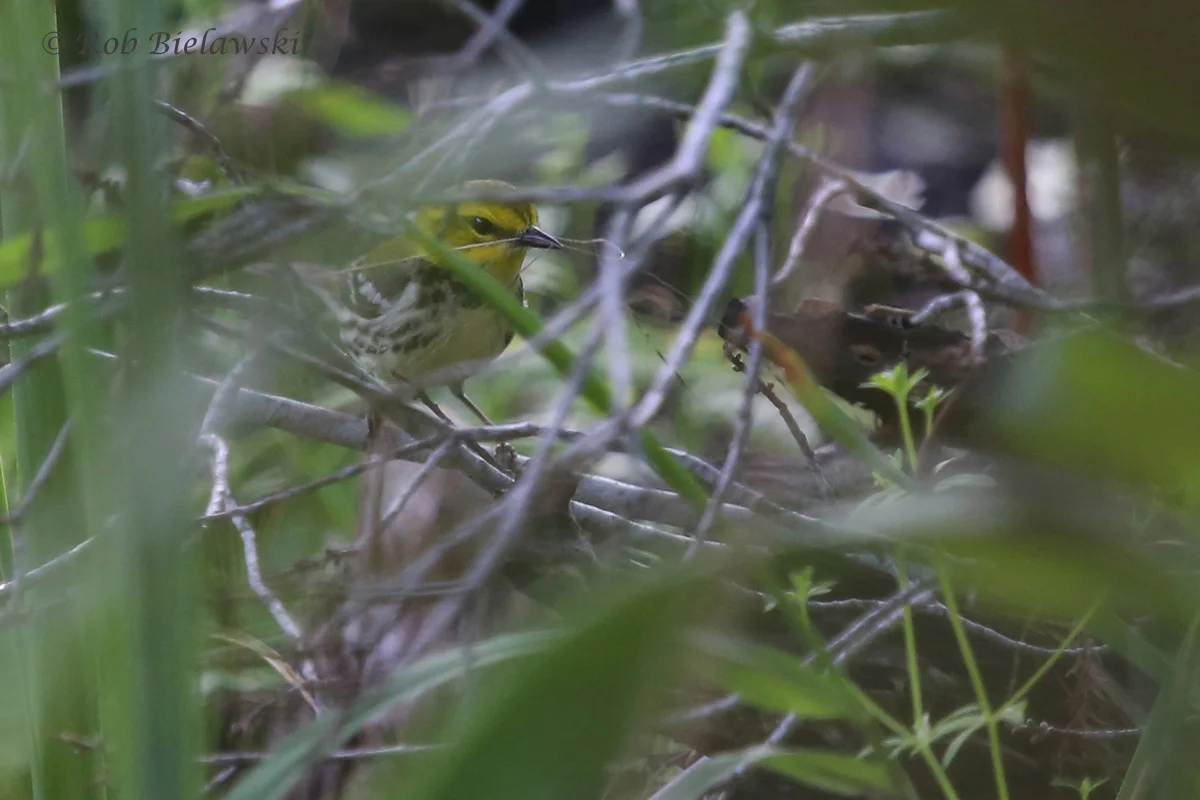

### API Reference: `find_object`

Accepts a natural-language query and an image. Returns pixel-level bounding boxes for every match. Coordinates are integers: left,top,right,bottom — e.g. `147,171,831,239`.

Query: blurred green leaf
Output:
649,748,768,800
692,633,864,721
764,749,895,796
224,630,559,800
844,489,1198,623
1116,616,1200,799
404,571,702,800
289,84,412,137
976,330,1200,498
0,631,33,776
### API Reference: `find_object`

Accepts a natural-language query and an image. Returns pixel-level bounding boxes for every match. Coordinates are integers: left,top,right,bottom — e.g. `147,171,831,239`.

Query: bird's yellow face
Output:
413,179,561,285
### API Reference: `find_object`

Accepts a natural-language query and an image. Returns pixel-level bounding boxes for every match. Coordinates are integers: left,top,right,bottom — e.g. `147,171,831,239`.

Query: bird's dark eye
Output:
470,216,496,236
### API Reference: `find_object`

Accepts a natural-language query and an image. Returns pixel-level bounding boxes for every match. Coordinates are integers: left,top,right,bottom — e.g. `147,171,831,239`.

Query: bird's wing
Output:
341,235,429,320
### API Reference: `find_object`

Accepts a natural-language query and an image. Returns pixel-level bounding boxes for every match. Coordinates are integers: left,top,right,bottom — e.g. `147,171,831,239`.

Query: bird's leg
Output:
417,389,517,472
451,382,517,473
417,390,456,426
451,382,493,427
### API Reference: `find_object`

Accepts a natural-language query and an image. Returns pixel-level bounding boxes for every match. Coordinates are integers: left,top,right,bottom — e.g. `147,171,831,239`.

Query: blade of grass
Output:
1116,615,1200,799
936,559,1009,800
100,0,204,792
0,3,102,797
780,576,959,800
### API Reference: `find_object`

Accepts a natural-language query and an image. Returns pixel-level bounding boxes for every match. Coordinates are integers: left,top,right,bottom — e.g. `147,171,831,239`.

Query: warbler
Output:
298,180,561,400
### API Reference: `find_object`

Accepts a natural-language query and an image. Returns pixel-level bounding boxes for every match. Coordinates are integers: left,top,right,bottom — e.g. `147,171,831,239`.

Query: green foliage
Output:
226,630,561,800
400,572,700,800
0,186,258,283
3,1,1200,799
288,84,413,138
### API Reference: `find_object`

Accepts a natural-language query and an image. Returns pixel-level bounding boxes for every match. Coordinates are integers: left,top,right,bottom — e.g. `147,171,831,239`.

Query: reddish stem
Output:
1000,46,1037,330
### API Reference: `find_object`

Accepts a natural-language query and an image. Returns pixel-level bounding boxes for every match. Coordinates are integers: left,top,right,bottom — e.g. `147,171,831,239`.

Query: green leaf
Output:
973,329,1200,498
649,747,769,800
289,84,412,137
764,749,894,796
692,633,863,721
843,489,1198,624
403,572,701,800
1116,616,1200,800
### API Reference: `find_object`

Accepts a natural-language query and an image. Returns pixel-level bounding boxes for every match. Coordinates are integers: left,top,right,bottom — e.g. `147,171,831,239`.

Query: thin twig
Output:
0,420,72,526
688,223,770,557
658,583,933,795
375,439,455,535
154,99,241,183
0,537,93,600
425,11,955,106
0,300,68,339
940,241,988,364
436,0,542,76
0,332,66,398
1014,721,1140,740
202,743,444,763
756,584,935,754
773,178,847,287
201,433,304,645
622,12,751,202
807,596,1107,656
197,353,323,708
398,329,604,661
632,62,817,428
587,91,1057,311
202,436,446,522
591,10,752,407
726,351,825,487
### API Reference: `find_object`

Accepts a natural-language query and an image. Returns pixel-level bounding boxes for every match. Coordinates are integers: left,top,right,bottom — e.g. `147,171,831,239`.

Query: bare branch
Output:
656,583,933,794
155,99,241,183
940,240,988,364
202,436,445,522
436,0,542,76
0,537,92,601
688,223,771,557
0,420,72,526
386,329,604,661
1014,721,1140,740
0,332,65,398
590,91,1059,311
773,177,847,287
0,300,67,339
201,432,305,645
203,743,443,763
632,61,817,427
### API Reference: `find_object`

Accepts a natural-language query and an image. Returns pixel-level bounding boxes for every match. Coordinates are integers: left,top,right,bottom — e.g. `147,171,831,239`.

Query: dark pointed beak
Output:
517,225,563,250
